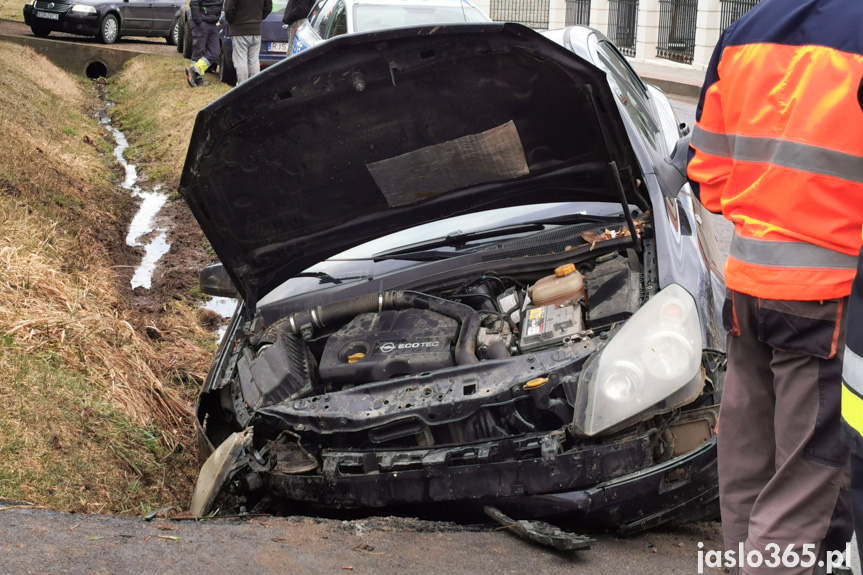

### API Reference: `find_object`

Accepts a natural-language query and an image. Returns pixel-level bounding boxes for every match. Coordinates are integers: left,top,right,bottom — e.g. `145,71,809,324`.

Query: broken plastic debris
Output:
581,213,650,251
484,506,594,552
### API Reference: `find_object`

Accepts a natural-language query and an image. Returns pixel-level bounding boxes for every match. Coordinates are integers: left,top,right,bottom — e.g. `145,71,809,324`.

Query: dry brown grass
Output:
0,2,23,22
0,42,215,513
0,211,193,434
109,55,230,186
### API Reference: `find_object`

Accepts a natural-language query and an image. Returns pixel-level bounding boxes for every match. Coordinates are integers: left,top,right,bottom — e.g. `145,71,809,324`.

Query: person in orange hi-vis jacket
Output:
687,1,863,573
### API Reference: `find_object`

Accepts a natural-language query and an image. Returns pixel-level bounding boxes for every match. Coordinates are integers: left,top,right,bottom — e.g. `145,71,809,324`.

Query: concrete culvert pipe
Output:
85,60,108,79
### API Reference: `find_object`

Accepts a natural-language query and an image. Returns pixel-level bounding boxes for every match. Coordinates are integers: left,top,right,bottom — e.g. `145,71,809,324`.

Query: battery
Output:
518,303,584,352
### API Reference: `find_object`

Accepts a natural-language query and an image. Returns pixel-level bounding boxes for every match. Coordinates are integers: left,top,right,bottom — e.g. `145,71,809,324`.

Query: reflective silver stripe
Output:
844,346,863,395
731,232,858,270
691,126,863,184
692,127,732,159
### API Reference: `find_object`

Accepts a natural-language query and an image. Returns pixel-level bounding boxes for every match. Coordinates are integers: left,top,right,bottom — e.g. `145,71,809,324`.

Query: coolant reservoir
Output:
530,264,586,306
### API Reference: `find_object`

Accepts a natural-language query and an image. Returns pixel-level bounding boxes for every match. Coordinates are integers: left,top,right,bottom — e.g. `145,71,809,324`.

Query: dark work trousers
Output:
843,246,863,570
719,291,850,575
853,453,863,568
190,19,220,66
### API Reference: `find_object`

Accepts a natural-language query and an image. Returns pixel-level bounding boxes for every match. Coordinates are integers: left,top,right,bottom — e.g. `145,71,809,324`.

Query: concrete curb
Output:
0,32,140,77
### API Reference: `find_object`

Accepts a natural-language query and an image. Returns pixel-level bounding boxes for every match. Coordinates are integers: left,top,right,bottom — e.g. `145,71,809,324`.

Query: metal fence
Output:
565,0,590,26
607,0,638,57
656,0,697,64
720,0,760,31
489,0,550,29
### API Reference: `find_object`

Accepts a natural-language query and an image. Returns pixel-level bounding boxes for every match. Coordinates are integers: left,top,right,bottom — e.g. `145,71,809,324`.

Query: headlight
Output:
71,4,97,13
573,284,703,436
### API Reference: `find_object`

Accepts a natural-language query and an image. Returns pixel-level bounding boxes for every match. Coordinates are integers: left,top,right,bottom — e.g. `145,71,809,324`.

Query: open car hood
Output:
179,23,640,308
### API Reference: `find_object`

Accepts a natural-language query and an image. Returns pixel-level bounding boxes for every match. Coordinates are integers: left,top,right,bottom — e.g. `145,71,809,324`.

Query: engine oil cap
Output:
347,353,365,364
554,263,576,277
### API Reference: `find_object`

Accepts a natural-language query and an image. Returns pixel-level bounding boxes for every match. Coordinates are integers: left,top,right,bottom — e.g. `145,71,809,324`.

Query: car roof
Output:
539,25,595,61
348,0,486,9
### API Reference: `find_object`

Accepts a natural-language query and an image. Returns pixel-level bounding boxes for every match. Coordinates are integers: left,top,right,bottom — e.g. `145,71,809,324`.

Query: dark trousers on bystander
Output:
719,291,851,575
190,19,220,71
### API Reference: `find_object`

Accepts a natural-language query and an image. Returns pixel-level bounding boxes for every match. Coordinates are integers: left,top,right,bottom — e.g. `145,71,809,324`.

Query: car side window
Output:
326,0,347,38
314,0,340,37
593,40,660,150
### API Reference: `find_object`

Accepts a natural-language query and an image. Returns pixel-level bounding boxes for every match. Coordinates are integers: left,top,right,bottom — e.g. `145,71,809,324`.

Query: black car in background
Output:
24,0,182,44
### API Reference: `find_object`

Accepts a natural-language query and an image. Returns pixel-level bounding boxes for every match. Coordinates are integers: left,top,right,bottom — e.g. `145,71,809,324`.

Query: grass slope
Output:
108,55,230,186
0,3,23,22
0,43,218,514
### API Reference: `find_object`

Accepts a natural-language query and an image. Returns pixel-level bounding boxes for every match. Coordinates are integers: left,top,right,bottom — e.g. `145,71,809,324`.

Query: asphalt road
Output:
0,505,724,575
0,18,182,55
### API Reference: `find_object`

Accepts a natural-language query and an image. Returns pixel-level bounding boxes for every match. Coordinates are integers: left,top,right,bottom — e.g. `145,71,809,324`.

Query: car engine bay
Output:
203,231,714,438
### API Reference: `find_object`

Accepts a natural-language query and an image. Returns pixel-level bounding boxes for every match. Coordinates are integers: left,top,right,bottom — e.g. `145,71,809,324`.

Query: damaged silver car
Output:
180,23,727,533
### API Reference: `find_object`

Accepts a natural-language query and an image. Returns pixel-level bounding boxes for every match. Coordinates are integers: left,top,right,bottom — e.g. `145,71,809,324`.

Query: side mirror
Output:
679,122,691,136
199,263,239,298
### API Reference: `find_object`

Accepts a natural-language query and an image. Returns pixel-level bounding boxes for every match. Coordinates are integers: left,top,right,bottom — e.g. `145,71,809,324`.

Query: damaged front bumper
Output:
192,418,718,532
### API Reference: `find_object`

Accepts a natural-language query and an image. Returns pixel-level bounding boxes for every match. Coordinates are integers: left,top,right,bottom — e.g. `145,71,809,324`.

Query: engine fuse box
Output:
518,303,584,352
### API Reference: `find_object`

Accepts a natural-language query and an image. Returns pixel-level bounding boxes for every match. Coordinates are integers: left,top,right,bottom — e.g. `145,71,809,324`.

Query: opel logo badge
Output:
380,342,395,353
47,3,54,7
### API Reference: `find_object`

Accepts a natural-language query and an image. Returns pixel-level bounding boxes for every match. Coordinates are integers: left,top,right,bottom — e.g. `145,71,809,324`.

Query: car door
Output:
589,36,663,154
151,0,181,34
120,0,155,33
323,0,346,39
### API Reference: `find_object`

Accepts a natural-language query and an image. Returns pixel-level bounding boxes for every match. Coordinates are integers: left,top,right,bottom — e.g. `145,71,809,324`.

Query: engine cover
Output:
319,309,458,384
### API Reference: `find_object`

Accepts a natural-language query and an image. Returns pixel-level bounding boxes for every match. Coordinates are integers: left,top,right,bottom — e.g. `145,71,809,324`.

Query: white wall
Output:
550,0,730,69
473,0,492,18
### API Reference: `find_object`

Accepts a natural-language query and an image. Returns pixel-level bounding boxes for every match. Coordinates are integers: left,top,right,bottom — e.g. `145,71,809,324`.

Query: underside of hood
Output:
179,23,639,308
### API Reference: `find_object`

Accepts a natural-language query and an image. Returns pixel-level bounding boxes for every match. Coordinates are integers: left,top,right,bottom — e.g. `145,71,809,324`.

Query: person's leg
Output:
743,298,850,575
187,22,218,85
820,490,853,571
201,22,220,72
842,248,863,570
232,35,250,84
189,19,201,61
852,453,863,567
719,291,778,575
247,35,261,79
186,19,203,86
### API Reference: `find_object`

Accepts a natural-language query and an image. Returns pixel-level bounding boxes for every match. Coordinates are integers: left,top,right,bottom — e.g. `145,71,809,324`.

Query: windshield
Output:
272,0,289,13
354,3,489,32
257,202,628,307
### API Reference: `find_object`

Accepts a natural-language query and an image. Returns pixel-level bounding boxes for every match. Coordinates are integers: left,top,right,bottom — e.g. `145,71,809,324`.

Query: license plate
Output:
269,42,288,52
36,11,59,19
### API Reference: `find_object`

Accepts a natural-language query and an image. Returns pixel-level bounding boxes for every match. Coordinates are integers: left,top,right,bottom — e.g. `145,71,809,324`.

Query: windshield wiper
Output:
371,214,627,261
372,223,544,261
294,271,368,284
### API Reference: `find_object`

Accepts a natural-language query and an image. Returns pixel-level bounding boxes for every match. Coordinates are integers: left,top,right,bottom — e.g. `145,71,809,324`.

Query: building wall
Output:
488,0,742,70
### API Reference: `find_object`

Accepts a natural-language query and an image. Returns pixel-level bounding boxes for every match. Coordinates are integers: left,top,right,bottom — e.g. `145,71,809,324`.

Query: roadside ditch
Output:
0,43,229,514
